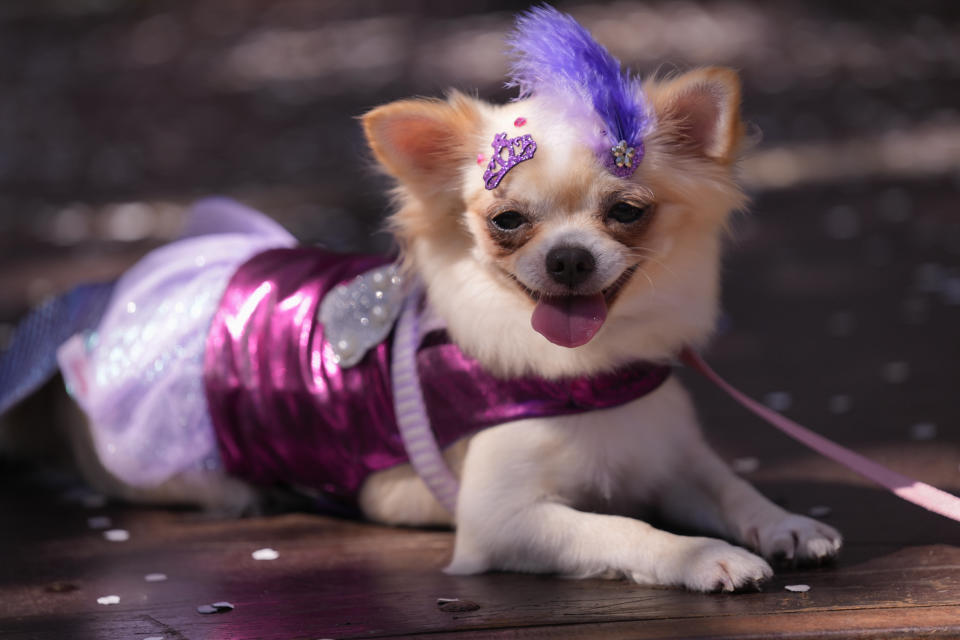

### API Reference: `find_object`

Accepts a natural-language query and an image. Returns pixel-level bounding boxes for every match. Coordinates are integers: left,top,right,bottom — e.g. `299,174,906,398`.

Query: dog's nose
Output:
545,245,596,288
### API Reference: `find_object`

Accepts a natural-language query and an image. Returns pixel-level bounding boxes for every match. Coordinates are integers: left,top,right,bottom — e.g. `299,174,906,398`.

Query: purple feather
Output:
506,5,652,175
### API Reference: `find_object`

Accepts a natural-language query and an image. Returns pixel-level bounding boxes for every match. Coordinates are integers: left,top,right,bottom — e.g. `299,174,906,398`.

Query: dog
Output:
2,6,841,592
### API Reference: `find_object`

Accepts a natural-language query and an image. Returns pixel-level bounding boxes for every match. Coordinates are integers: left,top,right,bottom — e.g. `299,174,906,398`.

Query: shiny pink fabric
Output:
205,248,671,506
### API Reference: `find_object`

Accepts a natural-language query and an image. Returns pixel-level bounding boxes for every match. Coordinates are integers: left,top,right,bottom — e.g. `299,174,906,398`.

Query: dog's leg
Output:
656,440,843,566
358,437,469,527
59,399,261,516
446,419,773,592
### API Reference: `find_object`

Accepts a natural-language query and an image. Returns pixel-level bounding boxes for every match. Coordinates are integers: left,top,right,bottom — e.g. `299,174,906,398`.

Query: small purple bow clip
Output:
483,132,537,190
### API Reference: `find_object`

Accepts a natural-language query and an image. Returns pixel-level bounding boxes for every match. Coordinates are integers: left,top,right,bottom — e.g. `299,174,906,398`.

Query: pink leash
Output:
682,348,960,524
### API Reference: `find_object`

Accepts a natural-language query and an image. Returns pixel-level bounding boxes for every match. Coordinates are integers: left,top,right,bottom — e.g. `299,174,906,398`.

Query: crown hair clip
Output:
483,132,537,190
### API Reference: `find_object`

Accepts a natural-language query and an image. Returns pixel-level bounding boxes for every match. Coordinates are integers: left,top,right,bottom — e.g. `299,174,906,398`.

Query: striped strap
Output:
682,348,960,524
391,289,460,515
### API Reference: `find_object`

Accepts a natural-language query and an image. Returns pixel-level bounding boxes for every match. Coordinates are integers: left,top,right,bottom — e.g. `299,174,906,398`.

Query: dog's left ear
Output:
647,67,743,163
362,91,482,202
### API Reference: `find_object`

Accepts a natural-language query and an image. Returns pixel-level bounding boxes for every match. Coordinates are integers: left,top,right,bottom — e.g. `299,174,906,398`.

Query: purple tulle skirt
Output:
57,198,296,487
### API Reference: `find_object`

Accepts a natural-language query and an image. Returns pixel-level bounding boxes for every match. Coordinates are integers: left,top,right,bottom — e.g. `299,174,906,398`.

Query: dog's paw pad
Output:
668,538,772,593
753,514,842,566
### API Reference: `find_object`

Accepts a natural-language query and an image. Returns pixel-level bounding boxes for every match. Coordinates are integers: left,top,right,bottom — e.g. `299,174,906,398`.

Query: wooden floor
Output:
2,419,958,640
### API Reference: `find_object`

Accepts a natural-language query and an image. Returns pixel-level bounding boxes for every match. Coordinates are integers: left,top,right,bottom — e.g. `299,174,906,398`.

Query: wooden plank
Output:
1,470,959,640
422,605,960,639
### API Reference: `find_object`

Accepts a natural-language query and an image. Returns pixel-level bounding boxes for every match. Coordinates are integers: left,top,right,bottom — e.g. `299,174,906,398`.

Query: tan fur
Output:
50,65,840,593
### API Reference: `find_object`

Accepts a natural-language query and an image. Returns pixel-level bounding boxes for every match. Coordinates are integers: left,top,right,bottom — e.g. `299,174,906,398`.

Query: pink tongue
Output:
531,294,608,348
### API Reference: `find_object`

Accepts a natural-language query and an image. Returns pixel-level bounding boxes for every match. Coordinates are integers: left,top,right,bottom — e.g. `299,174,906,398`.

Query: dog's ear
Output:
647,67,743,163
362,91,482,201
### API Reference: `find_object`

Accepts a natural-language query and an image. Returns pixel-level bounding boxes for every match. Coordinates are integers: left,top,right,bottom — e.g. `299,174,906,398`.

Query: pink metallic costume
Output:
205,246,672,506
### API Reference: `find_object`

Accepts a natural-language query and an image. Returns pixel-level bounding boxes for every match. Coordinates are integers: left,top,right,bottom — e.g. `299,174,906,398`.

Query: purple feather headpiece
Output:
507,5,653,178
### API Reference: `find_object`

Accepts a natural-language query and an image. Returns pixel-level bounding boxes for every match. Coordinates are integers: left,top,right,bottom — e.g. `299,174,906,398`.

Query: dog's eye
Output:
607,202,650,224
491,210,527,231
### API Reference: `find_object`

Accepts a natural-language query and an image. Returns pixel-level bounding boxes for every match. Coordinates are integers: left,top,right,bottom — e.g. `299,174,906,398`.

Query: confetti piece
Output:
882,361,910,384
252,548,279,560
732,457,760,474
144,573,168,582
87,516,112,530
808,505,832,518
763,391,792,412
828,394,852,415
103,529,130,542
437,598,481,612
197,601,235,614
97,595,120,605
909,422,937,441
144,636,164,640
785,584,810,593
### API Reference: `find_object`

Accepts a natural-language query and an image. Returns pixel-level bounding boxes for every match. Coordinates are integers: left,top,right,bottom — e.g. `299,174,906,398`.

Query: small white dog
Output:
5,6,841,592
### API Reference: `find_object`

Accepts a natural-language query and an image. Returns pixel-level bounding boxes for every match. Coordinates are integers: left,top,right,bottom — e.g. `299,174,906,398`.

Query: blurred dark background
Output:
0,0,958,487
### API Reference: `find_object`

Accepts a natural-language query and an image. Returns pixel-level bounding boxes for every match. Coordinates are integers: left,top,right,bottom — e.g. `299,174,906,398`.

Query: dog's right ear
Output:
362,92,482,202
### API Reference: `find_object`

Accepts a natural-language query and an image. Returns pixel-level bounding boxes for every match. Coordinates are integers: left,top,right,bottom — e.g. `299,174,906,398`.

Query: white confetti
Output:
103,529,130,542
144,637,164,640
97,595,120,605
785,584,810,593
828,394,852,415
252,547,279,561
882,361,910,384
763,391,792,412
909,422,937,441
808,505,832,518
732,457,760,474
87,516,112,530
144,573,168,582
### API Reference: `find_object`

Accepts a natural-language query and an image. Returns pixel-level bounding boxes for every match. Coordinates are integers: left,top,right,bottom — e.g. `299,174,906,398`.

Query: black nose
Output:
545,245,596,288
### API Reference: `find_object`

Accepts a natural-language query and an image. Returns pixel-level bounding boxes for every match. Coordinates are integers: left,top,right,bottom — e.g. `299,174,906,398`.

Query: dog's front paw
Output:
647,537,773,593
748,514,842,566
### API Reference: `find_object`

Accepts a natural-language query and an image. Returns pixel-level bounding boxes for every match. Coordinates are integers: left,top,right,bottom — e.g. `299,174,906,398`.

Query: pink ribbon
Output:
682,348,960,524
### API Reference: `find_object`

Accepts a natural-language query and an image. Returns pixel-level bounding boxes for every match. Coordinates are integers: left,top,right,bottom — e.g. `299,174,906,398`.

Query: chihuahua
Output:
6,6,841,593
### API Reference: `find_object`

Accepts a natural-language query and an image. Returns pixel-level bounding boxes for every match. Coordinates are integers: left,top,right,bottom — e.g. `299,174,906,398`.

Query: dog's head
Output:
362,7,747,378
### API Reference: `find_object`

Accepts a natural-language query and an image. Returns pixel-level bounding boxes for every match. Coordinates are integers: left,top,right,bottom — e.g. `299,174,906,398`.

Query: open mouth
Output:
512,264,639,348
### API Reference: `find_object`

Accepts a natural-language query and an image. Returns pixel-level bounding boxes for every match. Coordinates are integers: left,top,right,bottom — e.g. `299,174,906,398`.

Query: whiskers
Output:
624,246,677,290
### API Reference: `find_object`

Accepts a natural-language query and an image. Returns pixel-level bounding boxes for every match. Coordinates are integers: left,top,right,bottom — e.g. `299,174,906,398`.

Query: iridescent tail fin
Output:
0,281,115,415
